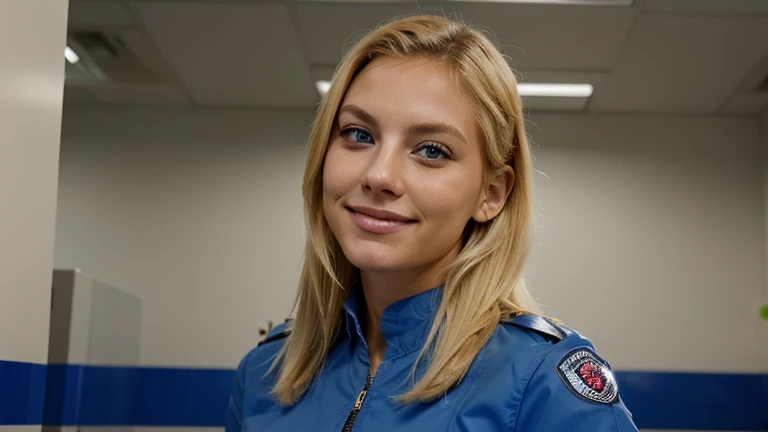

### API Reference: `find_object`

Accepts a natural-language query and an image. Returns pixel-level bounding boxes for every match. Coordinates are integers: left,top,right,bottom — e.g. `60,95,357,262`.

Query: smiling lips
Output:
346,206,417,234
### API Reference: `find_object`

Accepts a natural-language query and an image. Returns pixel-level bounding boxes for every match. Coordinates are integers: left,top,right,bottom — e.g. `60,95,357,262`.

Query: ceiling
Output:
63,0,768,115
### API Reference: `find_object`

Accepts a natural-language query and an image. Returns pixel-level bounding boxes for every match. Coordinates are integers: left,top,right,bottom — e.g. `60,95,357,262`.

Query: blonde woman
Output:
227,15,638,432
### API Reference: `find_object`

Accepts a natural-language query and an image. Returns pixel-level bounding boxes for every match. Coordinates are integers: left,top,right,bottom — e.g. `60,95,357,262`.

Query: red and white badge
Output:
556,348,619,404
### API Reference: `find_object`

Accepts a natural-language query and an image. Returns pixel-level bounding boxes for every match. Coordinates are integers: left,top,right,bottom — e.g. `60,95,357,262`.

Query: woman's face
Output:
322,56,492,274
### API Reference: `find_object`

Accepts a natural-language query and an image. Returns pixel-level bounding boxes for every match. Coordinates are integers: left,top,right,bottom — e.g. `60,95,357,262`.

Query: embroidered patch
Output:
556,348,618,404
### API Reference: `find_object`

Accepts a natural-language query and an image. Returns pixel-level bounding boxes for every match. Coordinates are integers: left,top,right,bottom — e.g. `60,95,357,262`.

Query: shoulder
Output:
500,313,569,343
489,313,572,368
495,314,616,403
237,320,293,382
227,322,292,429
257,319,294,348
503,315,617,403
494,314,638,431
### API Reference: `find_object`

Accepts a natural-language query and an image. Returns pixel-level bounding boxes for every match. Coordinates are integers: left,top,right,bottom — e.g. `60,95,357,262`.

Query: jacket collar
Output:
342,281,443,359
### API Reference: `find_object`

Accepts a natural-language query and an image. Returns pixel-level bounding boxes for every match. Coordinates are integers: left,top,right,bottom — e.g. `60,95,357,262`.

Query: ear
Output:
472,166,515,223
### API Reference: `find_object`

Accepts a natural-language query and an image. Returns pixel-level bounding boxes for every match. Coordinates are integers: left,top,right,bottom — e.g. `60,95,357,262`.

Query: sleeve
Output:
513,336,638,432
226,350,250,432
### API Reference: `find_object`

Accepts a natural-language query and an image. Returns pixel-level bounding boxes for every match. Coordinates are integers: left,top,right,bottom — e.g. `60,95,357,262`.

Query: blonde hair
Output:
270,14,539,405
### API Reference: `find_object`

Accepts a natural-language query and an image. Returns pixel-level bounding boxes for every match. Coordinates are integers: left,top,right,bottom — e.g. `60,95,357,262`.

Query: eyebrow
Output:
338,105,379,129
338,104,467,145
407,122,467,146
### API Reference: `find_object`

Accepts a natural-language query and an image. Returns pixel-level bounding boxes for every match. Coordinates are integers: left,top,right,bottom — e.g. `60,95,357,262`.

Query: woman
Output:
227,15,638,432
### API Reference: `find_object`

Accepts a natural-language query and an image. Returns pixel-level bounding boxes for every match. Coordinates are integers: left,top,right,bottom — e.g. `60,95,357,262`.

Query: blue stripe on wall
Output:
1,359,766,429
0,360,46,424
615,371,768,431
42,364,235,426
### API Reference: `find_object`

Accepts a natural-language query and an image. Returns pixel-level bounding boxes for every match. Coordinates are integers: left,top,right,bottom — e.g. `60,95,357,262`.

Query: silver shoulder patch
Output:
556,348,619,405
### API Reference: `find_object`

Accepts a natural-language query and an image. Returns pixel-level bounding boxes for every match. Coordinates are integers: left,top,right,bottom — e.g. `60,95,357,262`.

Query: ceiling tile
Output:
130,2,317,107
297,2,637,69
720,93,768,115
297,3,427,65
447,2,637,69
63,87,96,104
643,0,768,14
523,96,589,112
516,70,609,86
68,1,135,28
590,14,768,113
87,83,190,105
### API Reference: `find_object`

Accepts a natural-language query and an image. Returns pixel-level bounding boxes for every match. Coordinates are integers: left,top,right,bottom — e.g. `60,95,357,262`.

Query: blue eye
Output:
416,144,449,160
342,127,374,144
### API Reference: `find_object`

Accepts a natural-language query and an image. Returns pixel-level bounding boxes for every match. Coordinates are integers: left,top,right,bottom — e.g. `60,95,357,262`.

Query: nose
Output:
360,139,406,197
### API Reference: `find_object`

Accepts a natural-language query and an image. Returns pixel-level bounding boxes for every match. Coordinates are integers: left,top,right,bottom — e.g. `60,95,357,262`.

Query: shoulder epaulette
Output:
503,313,567,343
257,319,294,347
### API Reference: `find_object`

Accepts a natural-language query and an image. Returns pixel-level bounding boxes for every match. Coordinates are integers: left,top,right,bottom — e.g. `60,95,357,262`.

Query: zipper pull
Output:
353,389,368,410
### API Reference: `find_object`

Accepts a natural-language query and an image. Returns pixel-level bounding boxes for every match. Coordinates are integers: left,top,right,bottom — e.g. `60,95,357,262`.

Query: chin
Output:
342,244,407,273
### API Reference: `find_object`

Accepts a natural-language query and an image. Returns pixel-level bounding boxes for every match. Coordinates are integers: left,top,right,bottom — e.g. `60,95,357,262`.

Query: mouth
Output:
345,206,417,234
347,206,416,222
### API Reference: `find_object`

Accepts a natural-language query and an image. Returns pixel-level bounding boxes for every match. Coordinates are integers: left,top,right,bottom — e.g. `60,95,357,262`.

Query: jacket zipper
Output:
341,373,374,432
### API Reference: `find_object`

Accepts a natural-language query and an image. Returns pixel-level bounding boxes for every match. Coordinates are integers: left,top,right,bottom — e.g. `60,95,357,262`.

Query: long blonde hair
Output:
270,14,539,405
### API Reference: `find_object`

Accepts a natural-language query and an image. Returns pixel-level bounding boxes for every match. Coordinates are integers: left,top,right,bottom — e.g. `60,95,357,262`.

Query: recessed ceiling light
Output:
65,46,80,64
316,80,331,96
517,83,594,98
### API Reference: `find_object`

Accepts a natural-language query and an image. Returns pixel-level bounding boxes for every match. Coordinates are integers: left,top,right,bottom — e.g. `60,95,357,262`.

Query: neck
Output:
359,241,460,375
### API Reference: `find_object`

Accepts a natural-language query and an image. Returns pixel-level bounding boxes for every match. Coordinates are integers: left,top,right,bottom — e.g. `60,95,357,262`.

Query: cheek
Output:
414,171,482,222
322,144,358,201
322,146,342,197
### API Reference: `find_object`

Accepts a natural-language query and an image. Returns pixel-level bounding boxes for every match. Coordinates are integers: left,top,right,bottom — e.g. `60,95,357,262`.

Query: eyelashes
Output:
339,127,452,161
341,127,374,144
415,143,449,160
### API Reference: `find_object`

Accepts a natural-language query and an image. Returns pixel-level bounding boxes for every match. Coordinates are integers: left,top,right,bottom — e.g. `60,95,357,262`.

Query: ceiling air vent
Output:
65,31,156,84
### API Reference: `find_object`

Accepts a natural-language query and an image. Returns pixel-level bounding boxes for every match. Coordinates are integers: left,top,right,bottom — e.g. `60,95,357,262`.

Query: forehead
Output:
340,56,481,140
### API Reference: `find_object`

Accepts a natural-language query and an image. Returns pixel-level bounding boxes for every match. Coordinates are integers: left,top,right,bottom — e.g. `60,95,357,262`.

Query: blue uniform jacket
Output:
227,285,638,431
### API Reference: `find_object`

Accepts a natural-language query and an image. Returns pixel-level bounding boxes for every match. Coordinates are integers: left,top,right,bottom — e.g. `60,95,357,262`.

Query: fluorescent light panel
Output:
315,80,593,98
65,46,80,64
517,83,593,98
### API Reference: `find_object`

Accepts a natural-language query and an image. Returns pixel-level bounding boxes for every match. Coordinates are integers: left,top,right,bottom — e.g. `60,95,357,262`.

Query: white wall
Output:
761,109,768,365
763,108,768,298
0,2,68,430
525,113,765,373
56,106,766,376
56,107,311,367
0,0,68,366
